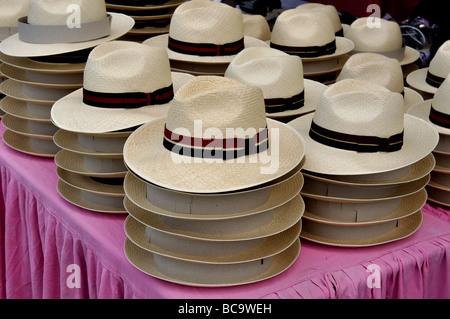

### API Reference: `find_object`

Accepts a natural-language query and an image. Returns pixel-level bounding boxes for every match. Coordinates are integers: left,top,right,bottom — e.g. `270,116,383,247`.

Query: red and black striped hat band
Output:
83,84,174,109
265,90,305,114
163,124,269,160
269,39,336,58
426,71,445,88
309,121,404,153
168,36,245,57
429,105,450,129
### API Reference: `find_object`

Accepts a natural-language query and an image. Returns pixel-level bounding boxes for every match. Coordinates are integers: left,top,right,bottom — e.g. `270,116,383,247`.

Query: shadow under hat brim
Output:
406,68,439,95
266,79,327,119
407,99,450,136
124,214,301,264
426,184,450,207
106,0,186,11
1,113,58,140
404,87,424,111
0,13,135,58
123,236,300,287
51,72,194,134
0,96,52,122
2,128,60,157
143,35,269,64
287,112,439,176
123,117,306,193
302,54,349,76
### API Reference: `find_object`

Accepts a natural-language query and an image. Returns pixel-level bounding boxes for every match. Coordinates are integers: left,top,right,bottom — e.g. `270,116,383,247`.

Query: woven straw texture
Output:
0,0,29,27
295,3,341,34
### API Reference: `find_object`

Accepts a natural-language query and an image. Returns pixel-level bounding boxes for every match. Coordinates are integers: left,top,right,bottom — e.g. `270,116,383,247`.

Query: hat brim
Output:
426,185,450,207
433,151,450,174
124,169,304,220
51,72,194,134
0,96,52,122
123,118,306,193
287,113,439,175
106,0,185,10
1,113,58,140
349,46,419,67
406,68,438,95
0,13,135,57
1,79,75,104
2,128,60,157
407,99,450,136
300,210,422,247
123,236,300,287
143,34,269,64
302,54,349,76
124,214,301,264
404,87,424,111
298,37,355,62
266,79,327,119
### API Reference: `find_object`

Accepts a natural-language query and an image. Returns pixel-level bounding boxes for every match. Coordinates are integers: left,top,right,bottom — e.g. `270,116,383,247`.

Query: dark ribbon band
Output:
309,121,404,153
429,105,450,128
83,84,174,109
168,36,245,57
270,39,336,58
426,71,445,88
163,125,269,160
265,90,305,114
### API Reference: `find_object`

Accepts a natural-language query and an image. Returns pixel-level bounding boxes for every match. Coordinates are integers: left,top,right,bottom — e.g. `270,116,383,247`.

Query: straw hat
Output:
1,113,58,139
336,53,423,111
0,0,134,57
407,73,450,136
142,0,268,64
426,185,450,208
433,152,450,173
0,0,29,28
407,40,450,94
0,79,74,104
295,3,343,37
0,52,85,73
287,79,439,175
345,17,419,66
0,96,52,122
243,14,271,42
106,0,186,10
224,47,327,119
51,41,195,134
269,9,354,62
123,76,306,193
2,128,60,157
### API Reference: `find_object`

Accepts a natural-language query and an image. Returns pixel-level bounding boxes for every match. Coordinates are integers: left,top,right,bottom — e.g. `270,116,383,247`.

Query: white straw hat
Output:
2,128,60,157
269,9,354,62
288,79,439,175
242,14,271,42
345,17,419,66
426,185,450,208
295,3,343,37
142,0,268,64
337,53,423,111
123,76,306,193
51,41,195,134
0,0,28,34
0,96,52,122
224,47,327,119
0,0,134,57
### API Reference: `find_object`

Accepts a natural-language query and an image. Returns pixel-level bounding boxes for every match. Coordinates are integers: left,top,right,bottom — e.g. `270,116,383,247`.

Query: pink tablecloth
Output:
1,124,450,299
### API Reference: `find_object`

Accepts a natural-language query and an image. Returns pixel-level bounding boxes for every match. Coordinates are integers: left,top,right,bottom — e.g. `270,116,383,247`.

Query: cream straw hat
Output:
51,41,194,134
0,0,28,42
242,14,271,42
295,3,343,37
123,76,306,193
224,47,326,119
345,17,419,66
337,53,423,111
288,79,439,175
0,0,134,57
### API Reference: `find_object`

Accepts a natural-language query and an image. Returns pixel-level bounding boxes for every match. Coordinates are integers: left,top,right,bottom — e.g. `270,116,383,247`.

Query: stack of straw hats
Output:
50,41,194,213
122,76,306,286
407,74,450,208
407,40,450,99
224,47,327,123
336,53,424,112
143,1,268,77
105,0,186,43
0,0,134,158
269,8,354,85
344,17,420,83
288,79,439,247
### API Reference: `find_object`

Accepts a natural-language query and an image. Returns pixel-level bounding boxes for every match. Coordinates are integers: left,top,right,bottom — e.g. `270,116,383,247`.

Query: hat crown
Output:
337,53,404,93
295,3,341,33
346,18,403,52
28,0,106,26
0,0,29,27
224,47,304,99
429,40,450,77
271,10,335,47
431,73,450,116
242,14,271,41
169,0,244,45
166,76,267,137
313,79,404,138
84,41,173,94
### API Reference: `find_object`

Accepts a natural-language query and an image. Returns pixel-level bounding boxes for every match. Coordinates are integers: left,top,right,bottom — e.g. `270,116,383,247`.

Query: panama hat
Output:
1,79,75,104
1,113,58,139
434,134,450,155
433,152,450,173
0,0,134,57
123,76,306,193
287,79,439,176
426,185,450,208
295,3,344,37
303,188,427,226
429,171,450,189
224,47,327,119
345,17,419,66
300,210,422,247
407,73,450,136
106,0,186,10
142,0,268,64
0,0,28,27
407,40,450,94
2,128,60,157
337,53,423,111
0,96,52,122
243,14,271,42
51,41,195,134
124,213,301,263
270,9,354,63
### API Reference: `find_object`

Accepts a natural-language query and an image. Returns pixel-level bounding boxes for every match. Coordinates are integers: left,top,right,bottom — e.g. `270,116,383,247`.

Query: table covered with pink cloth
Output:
1,124,450,299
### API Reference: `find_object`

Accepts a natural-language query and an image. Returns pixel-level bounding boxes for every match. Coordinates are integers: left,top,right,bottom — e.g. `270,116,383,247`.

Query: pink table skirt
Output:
1,124,450,299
